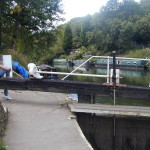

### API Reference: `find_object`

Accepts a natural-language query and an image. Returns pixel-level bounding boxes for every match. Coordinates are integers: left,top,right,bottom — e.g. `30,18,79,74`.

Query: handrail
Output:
62,56,94,80
87,56,150,61
62,56,111,81
34,55,150,83
36,71,109,78
61,55,150,81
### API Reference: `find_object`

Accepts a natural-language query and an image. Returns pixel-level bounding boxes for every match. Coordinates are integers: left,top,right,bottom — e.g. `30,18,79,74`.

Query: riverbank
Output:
0,90,92,150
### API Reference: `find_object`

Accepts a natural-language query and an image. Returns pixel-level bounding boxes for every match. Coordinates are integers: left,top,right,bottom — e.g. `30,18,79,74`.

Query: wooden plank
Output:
69,103,150,117
0,78,150,100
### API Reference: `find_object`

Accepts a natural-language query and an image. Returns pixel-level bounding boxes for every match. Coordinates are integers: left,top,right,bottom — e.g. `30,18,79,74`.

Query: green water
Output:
54,65,150,106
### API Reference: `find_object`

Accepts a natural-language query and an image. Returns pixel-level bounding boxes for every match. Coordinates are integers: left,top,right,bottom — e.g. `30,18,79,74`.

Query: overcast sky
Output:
60,0,140,23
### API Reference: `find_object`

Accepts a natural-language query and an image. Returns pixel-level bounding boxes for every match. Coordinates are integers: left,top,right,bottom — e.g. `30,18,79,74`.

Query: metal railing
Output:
36,56,111,83
35,55,150,83
62,56,111,82
62,55,150,80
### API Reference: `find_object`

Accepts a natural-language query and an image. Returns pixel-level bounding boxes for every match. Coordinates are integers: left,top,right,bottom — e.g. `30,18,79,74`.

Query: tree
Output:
141,0,150,15
100,0,120,20
134,14,150,46
0,0,14,51
9,0,63,31
80,26,87,46
118,0,142,20
0,0,63,53
117,21,135,51
63,24,73,54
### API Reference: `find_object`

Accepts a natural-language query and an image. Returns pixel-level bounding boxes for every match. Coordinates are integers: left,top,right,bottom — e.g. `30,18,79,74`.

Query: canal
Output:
54,65,150,106
55,65,150,150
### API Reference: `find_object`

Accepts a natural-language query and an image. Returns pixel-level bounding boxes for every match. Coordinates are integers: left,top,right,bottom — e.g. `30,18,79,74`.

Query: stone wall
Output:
0,101,8,138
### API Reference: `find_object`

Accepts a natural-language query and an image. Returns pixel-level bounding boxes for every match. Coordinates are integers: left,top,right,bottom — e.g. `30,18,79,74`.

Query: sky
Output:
61,0,107,22
61,0,140,23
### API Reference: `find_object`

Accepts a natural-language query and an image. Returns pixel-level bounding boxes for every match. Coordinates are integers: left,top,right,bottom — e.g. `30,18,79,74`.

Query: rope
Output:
12,70,23,78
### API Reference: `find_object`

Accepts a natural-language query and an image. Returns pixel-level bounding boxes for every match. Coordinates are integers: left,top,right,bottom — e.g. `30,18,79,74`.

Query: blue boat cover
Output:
12,61,29,78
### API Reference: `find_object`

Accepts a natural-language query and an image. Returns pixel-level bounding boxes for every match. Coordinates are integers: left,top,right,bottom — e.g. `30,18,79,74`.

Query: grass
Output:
124,48,150,69
4,49,29,69
125,48,150,59
0,140,6,150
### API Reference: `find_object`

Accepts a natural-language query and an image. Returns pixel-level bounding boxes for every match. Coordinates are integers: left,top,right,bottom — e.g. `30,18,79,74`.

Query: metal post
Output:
112,51,116,86
112,51,116,106
114,117,116,136
107,56,110,83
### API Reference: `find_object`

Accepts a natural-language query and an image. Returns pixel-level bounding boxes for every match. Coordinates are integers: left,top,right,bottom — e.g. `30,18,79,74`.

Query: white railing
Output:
33,55,150,83
62,56,111,82
36,70,109,78
62,56,150,81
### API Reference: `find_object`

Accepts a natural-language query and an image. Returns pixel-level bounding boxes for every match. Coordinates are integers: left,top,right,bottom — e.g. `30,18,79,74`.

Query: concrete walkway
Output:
0,90,92,150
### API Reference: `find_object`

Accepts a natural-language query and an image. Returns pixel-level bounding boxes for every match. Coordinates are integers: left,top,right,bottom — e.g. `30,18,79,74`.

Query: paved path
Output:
1,90,92,150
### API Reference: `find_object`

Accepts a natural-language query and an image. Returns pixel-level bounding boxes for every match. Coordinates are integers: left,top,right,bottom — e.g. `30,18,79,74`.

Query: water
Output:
54,65,150,106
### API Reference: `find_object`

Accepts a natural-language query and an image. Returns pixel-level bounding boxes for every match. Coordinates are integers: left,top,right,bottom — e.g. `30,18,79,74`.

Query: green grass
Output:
0,140,6,150
4,49,29,69
124,48,150,69
125,48,150,59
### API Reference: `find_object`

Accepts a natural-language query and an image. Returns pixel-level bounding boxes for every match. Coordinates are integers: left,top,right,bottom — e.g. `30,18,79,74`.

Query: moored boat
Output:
53,59,68,65
53,59,74,67
72,59,94,67
95,59,149,70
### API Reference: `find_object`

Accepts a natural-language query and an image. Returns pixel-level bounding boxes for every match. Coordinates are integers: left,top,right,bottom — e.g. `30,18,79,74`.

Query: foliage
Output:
7,0,63,31
63,24,73,54
67,52,82,61
125,48,150,73
54,0,150,58
125,48,150,58
4,49,28,67
1,0,150,62
134,14,150,45
0,140,6,150
0,0,63,61
77,46,87,54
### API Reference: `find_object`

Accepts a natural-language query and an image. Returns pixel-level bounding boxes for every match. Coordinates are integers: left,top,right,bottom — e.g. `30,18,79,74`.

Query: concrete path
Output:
0,90,92,150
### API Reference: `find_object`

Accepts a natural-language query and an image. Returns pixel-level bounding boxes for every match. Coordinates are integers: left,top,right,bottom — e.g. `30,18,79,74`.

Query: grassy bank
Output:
125,48,150,58
125,48,150,69
4,49,29,68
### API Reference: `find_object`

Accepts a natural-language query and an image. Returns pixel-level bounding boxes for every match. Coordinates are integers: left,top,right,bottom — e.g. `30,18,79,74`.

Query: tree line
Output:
0,0,150,63
62,0,150,59
0,0,63,62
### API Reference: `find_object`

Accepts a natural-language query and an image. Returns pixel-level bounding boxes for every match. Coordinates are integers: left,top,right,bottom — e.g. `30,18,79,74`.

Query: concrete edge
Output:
73,119,94,150
1,101,8,114
66,99,93,149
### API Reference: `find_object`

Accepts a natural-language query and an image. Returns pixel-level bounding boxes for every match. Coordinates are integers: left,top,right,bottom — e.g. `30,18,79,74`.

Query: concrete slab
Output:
69,103,150,117
0,90,93,150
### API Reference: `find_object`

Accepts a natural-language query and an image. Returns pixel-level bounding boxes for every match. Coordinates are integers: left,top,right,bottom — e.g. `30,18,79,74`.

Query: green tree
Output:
117,21,135,52
0,0,63,54
100,0,120,20
10,0,63,31
134,14,150,46
63,24,73,54
0,0,14,51
118,0,142,20
80,26,87,46
141,0,150,14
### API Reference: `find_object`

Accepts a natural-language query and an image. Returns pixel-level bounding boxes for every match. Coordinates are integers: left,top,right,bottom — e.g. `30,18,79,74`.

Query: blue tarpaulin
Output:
12,61,29,78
